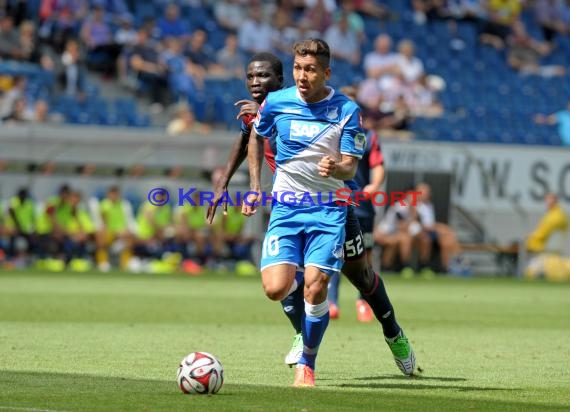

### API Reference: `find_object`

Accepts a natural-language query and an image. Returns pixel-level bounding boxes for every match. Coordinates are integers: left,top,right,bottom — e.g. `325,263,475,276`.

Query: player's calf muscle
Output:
343,259,375,291
303,267,329,304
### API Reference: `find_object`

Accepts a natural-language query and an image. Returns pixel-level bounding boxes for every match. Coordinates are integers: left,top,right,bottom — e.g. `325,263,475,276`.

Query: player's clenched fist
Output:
318,155,337,177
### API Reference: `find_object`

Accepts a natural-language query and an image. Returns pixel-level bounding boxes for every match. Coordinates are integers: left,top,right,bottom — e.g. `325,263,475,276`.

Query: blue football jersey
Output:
253,86,365,204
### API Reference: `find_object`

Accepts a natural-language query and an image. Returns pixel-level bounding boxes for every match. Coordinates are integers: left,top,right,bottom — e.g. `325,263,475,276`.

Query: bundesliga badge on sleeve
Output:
354,132,366,151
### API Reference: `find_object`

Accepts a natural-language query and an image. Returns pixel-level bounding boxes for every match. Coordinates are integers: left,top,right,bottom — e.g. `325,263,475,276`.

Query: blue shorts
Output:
260,202,347,276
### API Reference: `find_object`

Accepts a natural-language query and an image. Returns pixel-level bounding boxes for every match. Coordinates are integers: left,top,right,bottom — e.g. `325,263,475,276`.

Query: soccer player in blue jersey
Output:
208,49,419,382
243,38,364,386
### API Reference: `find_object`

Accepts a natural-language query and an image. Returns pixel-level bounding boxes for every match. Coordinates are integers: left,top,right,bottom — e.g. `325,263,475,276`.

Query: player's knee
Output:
262,283,286,301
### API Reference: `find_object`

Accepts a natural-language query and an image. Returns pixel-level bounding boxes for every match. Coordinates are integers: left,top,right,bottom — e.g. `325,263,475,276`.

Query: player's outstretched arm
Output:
206,130,250,224
206,100,261,224
242,129,264,217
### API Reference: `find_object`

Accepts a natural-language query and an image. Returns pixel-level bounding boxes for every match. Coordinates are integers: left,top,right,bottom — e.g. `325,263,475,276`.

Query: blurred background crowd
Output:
0,0,569,277
0,0,568,143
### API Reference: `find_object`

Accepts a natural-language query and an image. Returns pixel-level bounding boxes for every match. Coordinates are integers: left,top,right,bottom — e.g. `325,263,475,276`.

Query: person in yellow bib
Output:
135,201,172,258
64,190,96,264
95,185,136,271
34,184,73,261
5,187,36,261
219,203,254,262
174,190,218,264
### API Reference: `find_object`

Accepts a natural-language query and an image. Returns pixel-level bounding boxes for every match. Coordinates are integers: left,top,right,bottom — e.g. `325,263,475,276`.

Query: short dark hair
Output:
292,38,331,69
249,52,284,79
59,184,71,195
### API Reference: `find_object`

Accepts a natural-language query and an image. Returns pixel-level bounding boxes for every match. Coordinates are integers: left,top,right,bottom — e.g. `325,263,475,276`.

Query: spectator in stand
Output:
166,104,211,136
80,4,121,74
114,13,137,47
1,98,31,123
185,29,225,77
214,0,247,33
347,0,389,20
160,36,204,105
404,74,445,118
271,8,301,56
480,0,522,49
0,14,19,60
3,0,29,26
324,12,361,67
534,100,570,146
444,0,487,22
506,21,566,77
296,16,322,41
216,33,246,79
129,29,169,109
336,0,367,43
396,39,425,86
58,39,87,97
0,76,27,117
363,34,399,83
39,0,88,52
17,20,55,71
534,0,569,46
31,100,61,123
238,7,274,54
302,0,336,33
157,3,191,40
412,0,447,24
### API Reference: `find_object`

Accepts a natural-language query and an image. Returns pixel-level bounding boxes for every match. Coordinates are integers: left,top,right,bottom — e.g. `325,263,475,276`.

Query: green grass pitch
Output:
0,270,569,412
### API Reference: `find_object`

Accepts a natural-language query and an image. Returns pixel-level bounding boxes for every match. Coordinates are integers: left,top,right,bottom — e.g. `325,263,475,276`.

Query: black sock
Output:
362,271,401,339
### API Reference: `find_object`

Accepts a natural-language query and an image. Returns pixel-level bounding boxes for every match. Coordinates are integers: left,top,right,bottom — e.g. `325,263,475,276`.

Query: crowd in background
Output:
0,182,256,274
1,1,567,135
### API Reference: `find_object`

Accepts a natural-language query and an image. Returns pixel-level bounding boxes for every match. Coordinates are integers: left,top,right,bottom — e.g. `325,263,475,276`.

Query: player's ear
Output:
324,67,331,81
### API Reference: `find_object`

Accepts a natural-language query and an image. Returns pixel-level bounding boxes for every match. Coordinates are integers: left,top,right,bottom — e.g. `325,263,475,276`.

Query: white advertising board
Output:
382,141,570,212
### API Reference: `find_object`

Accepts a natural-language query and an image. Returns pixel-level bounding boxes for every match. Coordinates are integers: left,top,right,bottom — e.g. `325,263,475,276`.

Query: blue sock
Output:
299,300,329,370
327,272,340,306
280,270,304,334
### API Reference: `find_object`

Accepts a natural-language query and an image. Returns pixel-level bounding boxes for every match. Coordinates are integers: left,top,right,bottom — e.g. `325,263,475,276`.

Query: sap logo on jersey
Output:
290,120,326,140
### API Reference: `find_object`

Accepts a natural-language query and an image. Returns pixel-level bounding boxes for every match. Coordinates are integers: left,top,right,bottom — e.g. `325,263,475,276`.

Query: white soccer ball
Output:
177,352,224,395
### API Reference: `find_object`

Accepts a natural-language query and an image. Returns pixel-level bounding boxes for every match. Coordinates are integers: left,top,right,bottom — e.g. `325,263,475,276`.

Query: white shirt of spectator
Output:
396,54,424,84
363,51,398,79
377,202,410,235
238,18,274,53
416,201,436,230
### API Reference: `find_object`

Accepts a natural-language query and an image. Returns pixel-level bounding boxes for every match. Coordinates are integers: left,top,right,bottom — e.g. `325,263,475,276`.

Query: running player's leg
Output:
294,205,346,386
342,206,419,375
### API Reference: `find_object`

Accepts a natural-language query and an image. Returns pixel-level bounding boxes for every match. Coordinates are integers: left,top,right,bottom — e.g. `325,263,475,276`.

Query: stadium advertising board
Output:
383,142,570,212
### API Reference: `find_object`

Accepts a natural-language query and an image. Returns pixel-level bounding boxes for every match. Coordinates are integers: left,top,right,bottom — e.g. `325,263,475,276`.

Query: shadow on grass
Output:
354,375,468,382
0,370,567,412
337,373,514,392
